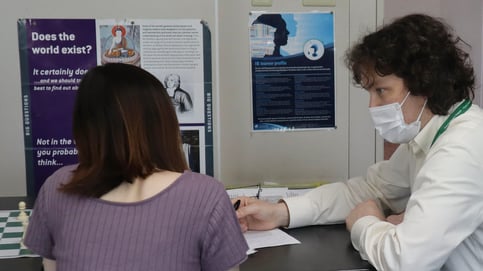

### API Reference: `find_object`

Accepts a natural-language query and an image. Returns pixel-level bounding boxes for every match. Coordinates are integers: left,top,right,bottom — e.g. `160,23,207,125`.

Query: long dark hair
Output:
60,63,188,197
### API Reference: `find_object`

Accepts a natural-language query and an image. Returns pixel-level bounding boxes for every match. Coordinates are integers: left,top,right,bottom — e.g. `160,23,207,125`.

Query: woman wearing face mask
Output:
234,14,483,271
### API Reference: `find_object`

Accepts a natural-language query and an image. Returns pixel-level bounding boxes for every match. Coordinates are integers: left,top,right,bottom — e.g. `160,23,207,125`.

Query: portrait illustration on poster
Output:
163,73,194,114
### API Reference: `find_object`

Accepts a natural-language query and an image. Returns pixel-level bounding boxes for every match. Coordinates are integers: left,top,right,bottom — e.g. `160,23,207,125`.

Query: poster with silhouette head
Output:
249,12,335,131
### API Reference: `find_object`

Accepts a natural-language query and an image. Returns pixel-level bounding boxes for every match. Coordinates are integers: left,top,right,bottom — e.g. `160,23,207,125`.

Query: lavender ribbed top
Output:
25,165,248,271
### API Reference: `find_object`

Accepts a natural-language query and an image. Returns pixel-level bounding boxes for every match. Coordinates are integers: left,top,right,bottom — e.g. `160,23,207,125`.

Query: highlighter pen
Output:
233,199,241,211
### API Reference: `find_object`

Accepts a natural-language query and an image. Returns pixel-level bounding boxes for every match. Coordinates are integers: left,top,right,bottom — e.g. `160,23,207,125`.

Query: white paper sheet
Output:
244,228,300,254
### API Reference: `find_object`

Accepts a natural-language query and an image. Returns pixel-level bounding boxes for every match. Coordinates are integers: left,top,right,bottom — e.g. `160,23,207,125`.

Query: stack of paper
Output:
227,187,313,203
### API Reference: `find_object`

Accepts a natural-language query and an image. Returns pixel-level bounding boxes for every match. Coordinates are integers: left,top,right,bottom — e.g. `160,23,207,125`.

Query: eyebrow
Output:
360,78,374,89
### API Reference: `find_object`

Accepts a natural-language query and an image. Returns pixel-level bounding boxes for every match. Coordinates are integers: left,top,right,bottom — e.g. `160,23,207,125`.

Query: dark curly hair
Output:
345,13,475,115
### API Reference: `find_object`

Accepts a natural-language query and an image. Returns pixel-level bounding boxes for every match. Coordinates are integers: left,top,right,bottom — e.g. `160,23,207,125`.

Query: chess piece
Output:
20,218,29,248
17,201,29,248
17,201,27,221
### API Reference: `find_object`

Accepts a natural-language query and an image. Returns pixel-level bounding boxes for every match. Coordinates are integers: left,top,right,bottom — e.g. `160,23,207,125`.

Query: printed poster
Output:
18,18,213,196
249,12,335,131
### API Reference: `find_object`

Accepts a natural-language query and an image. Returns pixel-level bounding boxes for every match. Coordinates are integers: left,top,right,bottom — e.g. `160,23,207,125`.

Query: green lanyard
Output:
430,99,472,147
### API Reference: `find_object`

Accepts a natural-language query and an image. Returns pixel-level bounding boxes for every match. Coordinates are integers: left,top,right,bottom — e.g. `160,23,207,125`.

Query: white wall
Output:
441,0,483,106
216,0,381,188
384,0,441,19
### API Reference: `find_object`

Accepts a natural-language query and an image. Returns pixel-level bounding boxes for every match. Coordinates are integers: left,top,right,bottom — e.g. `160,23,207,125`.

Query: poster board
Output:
249,11,336,131
17,18,213,196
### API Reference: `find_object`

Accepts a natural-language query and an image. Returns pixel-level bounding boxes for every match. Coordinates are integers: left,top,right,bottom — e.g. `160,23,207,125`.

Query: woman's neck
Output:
100,171,182,203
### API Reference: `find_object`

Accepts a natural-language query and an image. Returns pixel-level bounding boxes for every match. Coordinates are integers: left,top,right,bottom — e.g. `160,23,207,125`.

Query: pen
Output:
256,183,262,199
233,199,241,211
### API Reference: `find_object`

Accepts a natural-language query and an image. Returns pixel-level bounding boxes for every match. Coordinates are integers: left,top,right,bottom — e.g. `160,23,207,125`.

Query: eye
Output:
375,88,386,95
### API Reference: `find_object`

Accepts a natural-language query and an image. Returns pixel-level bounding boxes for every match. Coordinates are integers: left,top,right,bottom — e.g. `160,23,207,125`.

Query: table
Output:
0,197,374,271
240,224,375,271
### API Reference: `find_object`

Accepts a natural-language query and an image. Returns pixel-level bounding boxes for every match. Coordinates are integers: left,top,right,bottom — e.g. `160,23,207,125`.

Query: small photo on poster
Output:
98,23,141,66
180,126,206,174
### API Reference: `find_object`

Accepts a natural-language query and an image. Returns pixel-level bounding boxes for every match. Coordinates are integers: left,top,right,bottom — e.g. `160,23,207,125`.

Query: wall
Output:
384,0,483,106
216,0,382,187
0,0,382,196
441,0,483,106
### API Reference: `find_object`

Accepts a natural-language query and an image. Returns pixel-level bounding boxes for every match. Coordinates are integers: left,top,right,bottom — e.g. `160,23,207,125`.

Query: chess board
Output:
0,209,38,259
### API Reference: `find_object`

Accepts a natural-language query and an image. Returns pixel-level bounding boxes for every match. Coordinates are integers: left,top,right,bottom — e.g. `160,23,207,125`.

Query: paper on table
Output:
227,187,288,203
227,187,312,203
244,228,300,254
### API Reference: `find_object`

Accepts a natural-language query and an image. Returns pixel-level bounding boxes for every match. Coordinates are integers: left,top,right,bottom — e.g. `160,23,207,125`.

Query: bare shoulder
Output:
100,170,183,203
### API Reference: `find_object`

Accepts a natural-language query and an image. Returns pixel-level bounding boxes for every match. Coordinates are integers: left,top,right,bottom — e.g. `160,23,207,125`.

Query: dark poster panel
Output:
249,12,336,131
18,19,97,196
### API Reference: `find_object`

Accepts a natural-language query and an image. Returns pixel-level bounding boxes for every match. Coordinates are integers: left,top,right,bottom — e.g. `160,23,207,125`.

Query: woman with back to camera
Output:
25,63,248,271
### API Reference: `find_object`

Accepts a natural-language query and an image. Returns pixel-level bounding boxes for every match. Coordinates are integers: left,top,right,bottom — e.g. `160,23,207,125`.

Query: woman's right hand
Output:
234,197,290,232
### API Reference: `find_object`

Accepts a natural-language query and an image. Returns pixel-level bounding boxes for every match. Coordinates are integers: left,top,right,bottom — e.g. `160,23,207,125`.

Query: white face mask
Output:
369,92,427,144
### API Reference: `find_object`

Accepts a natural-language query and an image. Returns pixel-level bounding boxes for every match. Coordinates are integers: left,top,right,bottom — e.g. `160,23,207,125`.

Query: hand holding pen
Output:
233,196,290,232
232,183,261,211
